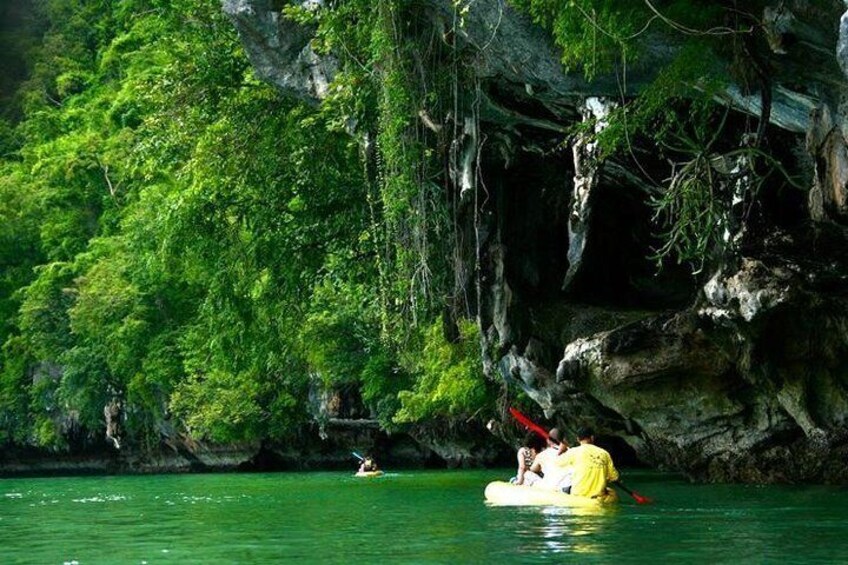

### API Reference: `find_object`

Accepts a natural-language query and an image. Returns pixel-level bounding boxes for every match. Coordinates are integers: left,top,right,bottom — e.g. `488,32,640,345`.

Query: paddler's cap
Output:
548,428,562,443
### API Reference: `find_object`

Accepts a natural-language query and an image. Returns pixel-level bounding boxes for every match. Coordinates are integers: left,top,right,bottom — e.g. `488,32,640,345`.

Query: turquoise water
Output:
1,469,847,563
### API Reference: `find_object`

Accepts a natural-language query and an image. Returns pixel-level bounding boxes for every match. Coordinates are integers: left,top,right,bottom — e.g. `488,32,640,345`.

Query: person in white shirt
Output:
528,428,573,490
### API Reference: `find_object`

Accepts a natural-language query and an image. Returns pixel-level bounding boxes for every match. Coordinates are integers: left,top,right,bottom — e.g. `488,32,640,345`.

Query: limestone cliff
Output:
224,0,848,482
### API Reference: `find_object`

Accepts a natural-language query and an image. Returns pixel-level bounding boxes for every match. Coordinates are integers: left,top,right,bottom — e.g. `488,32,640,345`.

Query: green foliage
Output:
17,262,75,362
597,43,727,156
0,336,33,444
0,163,43,346
299,272,410,426
0,0,48,119
509,0,649,79
0,0,374,449
649,123,803,272
170,369,300,444
508,0,745,80
394,319,492,423
300,0,459,336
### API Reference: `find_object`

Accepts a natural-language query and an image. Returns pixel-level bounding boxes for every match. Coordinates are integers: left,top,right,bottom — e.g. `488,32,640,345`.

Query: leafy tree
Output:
394,319,492,424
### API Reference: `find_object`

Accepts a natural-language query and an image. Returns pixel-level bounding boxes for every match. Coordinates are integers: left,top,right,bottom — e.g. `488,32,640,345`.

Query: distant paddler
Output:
352,452,383,477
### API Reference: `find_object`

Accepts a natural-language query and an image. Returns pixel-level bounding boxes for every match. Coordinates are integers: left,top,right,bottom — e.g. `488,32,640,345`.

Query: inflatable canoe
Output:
484,481,618,508
355,470,384,478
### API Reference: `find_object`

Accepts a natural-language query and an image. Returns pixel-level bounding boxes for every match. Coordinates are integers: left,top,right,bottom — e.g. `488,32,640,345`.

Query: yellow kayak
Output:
484,481,618,508
355,470,384,478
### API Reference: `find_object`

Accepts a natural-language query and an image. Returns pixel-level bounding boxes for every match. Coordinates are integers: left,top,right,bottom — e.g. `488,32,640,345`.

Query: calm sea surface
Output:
1,469,846,564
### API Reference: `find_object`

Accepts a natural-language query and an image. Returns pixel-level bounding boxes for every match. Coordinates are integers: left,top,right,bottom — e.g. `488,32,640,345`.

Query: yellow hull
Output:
355,470,384,478
484,481,618,508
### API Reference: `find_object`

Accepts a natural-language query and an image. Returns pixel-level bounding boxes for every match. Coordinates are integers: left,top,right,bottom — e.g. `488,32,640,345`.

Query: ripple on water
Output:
71,494,128,504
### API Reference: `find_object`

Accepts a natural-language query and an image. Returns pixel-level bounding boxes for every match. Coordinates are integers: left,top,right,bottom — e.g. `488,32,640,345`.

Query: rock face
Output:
222,0,336,101
0,440,260,476
556,242,848,482
225,0,848,482
408,421,512,468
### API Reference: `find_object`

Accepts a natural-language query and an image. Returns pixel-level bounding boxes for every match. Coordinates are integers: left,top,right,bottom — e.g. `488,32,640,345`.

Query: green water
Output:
1,470,846,564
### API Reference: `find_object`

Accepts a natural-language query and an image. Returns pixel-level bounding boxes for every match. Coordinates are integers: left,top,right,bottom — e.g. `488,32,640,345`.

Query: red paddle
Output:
508,406,653,504
612,481,652,504
509,407,552,442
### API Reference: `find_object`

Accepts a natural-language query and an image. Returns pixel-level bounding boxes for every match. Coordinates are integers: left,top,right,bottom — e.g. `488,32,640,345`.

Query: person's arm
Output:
529,450,543,476
515,448,528,485
606,453,620,483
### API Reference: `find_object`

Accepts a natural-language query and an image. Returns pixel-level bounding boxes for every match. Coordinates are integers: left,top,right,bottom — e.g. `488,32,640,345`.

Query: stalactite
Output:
562,96,615,292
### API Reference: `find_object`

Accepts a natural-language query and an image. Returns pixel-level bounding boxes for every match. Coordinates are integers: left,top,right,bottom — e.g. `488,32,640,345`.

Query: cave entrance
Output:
482,130,696,312
486,137,573,303
568,169,697,309
598,434,647,468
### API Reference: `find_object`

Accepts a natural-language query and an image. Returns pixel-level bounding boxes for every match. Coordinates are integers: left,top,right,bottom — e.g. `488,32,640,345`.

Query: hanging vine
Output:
295,0,468,340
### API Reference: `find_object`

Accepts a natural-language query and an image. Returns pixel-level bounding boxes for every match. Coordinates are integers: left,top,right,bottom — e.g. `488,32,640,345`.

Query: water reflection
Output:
504,504,617,558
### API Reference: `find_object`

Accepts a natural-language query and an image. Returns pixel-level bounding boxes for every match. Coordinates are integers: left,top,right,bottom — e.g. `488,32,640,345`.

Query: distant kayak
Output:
355,470,384,478
484,481,618,507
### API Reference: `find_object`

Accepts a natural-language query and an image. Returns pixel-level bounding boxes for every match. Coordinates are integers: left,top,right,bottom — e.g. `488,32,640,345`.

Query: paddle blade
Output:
615,481,653,504
509,407,550,441
631,491,653,505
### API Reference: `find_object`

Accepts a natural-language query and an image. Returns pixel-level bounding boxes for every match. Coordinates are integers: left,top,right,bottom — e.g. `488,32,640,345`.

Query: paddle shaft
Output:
509,407,566,448
611,481,635,497
611,481,651,504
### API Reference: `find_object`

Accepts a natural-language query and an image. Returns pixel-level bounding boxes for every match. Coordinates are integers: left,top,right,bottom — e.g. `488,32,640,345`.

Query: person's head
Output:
524,433,545,452
576,426,594,443
547,427,562,447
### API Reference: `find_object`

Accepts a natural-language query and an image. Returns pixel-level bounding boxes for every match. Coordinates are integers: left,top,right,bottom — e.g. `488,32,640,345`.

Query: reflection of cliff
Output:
226,0,848,482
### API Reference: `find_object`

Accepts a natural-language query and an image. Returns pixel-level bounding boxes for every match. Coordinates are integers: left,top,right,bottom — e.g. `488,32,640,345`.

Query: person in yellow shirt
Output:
559,427,619,497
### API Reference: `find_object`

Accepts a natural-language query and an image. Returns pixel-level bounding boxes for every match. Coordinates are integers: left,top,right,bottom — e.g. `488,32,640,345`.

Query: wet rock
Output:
408,421,512,468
